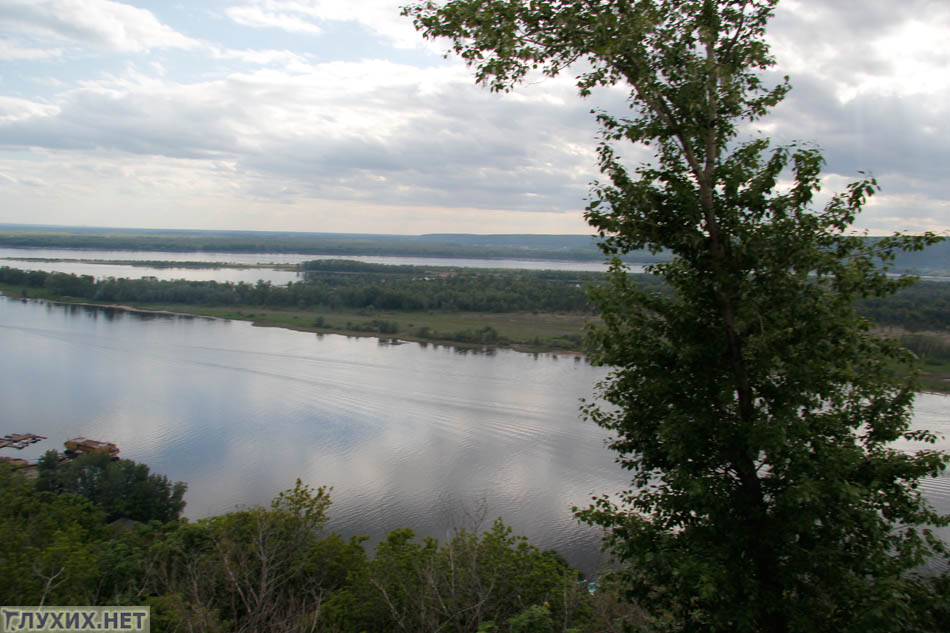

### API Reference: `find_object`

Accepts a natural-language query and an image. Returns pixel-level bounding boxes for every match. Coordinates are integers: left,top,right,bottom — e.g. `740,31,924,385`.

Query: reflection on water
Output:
0,296,618,569
2,296,947,572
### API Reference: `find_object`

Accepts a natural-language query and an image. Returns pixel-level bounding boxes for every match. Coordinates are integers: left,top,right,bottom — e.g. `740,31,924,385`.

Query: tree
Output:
0,465,106,605
403,1,949,632
143,479,357,633
324,519,581,633
36,452,187,523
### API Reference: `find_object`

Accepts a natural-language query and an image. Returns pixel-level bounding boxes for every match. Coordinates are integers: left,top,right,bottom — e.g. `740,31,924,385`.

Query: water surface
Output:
2,296,947,571
0,297,618,568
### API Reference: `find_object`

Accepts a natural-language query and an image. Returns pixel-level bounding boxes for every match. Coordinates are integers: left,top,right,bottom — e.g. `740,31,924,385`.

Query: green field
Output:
165,304,592,352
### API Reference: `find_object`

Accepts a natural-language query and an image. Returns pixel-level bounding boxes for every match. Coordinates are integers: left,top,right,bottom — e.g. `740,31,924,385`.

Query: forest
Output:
1,457,641,633
0,262,596,313
0,262,946,332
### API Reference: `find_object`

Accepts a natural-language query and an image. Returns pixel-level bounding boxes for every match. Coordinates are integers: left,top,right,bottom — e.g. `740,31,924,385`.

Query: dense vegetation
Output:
2,263,948,329
0,263,597,314
0,464,640,632
35,452,187,523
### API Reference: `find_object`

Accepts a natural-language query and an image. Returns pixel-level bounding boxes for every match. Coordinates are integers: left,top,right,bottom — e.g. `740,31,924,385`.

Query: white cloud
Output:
213,47,316,73
0,41,64,60
225,5,323,35
861,20,950,99
0,1,947,234
0,0,199,52
224,1,433,49
0,149,591,232
770,0,950,104
0,97,60,123
302,0,432,49
0,60,596,213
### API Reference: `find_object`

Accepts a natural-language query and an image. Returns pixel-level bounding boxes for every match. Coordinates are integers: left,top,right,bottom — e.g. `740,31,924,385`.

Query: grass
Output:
154,305,593,353
0,284,592,353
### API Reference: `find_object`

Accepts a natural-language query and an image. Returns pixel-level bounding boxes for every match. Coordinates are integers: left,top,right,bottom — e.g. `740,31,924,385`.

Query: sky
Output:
0,0,948,236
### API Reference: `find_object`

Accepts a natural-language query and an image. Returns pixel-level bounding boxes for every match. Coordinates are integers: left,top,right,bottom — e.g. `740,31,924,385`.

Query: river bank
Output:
3,286,948,390
0,286,591,354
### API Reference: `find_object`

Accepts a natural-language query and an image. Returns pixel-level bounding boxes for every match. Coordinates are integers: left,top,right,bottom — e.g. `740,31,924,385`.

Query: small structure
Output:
64,437,120,458
0,433,47,450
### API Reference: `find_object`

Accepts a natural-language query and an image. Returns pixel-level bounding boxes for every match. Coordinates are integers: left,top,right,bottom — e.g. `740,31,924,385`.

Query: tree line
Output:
0,228,617,261
0,264,947,332
0,264,598,313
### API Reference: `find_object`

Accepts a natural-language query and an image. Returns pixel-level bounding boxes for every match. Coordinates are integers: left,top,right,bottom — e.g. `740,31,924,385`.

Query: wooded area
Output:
1,462,641,632
1,263,946,332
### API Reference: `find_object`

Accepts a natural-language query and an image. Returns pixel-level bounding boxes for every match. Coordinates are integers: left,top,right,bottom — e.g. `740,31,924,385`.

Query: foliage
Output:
4,460,644,632
856,280,950,332
0,465,105,605
507,604,554,633
324,518,583,633
36,451,187,523
405,1,949,632
143,480,366,633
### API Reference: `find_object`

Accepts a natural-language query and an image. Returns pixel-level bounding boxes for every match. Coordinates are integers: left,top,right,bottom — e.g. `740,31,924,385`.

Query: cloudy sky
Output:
0,0,948,235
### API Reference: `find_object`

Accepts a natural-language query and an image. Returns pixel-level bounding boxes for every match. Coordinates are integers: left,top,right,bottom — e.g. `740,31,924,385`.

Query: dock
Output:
0,433,47,450
1,435,120,476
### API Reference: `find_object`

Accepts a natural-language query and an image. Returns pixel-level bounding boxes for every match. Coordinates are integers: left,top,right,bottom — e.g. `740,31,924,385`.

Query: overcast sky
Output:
0,0,948,235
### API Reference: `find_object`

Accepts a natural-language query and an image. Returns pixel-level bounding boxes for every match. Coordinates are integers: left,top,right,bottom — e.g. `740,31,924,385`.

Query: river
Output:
0,296,620,568
1,289,948,572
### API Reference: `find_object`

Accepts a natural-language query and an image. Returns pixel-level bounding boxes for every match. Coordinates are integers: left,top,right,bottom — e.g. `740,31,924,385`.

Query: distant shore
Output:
2,287,947,391
0,289,591,356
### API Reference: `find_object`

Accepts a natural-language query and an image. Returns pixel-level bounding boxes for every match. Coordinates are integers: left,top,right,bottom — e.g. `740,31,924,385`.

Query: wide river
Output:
0,246,623,284
0,296,622,568
1,252,948,572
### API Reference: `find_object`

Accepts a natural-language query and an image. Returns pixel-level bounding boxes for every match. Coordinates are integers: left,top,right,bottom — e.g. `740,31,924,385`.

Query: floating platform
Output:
0,433,47,450
64,437,120,458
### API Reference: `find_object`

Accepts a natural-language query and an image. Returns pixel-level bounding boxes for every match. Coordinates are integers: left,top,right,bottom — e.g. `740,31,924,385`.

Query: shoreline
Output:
3,291,947,390
0,292,588,356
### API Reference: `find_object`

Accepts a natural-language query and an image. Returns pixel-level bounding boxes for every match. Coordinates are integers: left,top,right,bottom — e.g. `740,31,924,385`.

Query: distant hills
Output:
0,224,642,262
0,224,945,274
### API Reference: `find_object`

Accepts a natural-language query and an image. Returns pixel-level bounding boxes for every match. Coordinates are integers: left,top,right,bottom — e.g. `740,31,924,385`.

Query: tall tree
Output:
403,1,949,632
